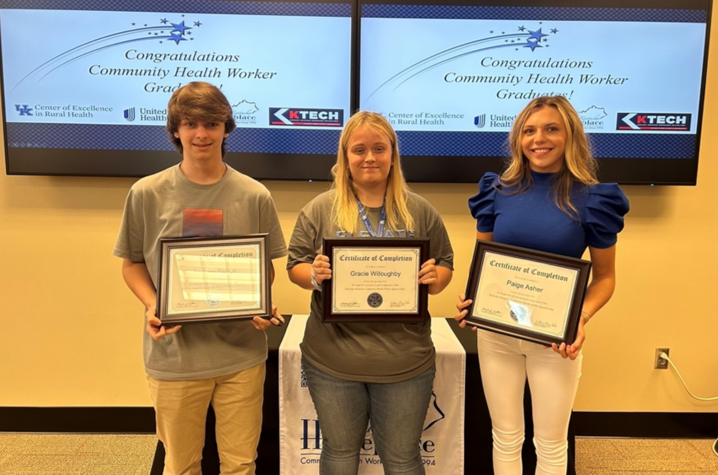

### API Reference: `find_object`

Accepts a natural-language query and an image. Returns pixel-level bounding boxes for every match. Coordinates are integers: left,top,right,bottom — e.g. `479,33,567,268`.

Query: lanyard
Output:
355,194,386,237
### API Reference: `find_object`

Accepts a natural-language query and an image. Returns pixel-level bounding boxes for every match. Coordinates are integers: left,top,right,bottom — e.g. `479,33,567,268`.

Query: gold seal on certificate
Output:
322,238,429,323
463,240,591,346
156,235,271,324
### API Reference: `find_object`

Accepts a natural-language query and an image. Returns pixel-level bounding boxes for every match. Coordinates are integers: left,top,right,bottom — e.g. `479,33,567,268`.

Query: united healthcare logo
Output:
124,107,136,122
474,114,486,129
15,104,33,116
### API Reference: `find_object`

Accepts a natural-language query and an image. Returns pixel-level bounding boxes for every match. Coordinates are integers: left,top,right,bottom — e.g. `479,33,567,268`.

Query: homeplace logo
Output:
298,392,444,467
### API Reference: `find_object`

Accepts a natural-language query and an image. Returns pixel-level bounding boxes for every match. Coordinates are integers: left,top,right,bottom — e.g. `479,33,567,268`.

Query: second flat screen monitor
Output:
358,0,710,185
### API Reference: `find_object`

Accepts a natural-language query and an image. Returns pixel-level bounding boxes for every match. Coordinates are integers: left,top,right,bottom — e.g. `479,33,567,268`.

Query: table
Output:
278,315,465,475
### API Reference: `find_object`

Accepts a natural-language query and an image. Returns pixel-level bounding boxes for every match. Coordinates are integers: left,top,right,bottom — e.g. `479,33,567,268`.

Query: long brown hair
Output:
502,95,598,218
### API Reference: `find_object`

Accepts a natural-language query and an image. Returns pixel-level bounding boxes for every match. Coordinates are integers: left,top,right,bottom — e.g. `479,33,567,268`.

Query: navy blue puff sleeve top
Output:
468,171,629,259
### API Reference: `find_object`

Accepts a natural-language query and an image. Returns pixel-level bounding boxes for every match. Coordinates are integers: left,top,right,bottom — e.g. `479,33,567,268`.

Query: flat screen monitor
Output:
359,0,711,185
1,0,354,179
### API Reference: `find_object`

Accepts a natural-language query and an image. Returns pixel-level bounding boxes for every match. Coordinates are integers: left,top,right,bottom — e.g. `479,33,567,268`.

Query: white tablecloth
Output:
279,315,465,474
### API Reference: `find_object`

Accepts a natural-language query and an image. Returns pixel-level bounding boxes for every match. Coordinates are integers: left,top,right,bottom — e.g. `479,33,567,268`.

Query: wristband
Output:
310,268,322,292
580,311,591,325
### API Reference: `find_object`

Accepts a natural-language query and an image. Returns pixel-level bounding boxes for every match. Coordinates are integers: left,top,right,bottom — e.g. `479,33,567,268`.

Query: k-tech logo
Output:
617,113,691,131
269,108,343,127
15,105,33,116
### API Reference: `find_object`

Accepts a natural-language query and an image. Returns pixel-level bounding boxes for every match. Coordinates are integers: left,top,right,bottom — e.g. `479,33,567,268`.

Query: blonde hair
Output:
502,95,598,218
331,111,414,234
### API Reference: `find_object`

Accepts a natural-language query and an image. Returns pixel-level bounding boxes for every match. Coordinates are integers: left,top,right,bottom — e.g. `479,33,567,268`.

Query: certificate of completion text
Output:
331,246,420,314
472,250,579,338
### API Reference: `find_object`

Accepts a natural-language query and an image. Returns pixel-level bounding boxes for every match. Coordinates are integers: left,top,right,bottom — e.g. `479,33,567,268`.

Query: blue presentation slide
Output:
2,8,351,129
360,17,705,135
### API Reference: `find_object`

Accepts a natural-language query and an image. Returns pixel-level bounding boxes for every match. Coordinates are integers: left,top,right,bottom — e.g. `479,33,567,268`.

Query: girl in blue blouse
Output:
455,95,629,474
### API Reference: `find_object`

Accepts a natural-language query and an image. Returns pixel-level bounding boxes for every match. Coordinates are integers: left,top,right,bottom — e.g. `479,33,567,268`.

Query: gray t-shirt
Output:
113,164,287,381
287,190,454,383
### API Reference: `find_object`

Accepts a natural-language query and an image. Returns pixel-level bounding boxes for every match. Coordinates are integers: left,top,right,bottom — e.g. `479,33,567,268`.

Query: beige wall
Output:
2,17,718,412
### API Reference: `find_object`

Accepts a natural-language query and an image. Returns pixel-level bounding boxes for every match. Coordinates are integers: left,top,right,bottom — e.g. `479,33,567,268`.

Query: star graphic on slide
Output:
524,39,542,51
169,32,187,44
170,21,191,35
528,28,549,42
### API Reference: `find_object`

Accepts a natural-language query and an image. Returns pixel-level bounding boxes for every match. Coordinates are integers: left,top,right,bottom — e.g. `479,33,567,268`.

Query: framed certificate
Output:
156,235,271,324
464,240,591,346
322,238,429,323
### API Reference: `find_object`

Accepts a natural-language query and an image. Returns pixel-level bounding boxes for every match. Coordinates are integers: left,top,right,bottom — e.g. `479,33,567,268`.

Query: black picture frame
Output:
464,240,591,346
322,237,429,322
156,234,271,324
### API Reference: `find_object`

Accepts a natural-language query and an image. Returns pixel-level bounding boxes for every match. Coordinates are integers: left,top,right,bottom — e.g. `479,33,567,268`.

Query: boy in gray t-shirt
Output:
113,82,287,475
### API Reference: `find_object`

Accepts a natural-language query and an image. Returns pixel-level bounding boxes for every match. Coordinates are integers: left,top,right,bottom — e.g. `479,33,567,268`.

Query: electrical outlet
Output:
654,348,669,369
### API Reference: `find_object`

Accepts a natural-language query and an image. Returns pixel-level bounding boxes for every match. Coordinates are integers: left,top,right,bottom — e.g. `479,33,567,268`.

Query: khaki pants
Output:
147,362,266,475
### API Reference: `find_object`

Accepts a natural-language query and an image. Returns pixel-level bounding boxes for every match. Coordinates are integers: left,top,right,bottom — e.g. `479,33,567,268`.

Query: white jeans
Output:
477,330,582,475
